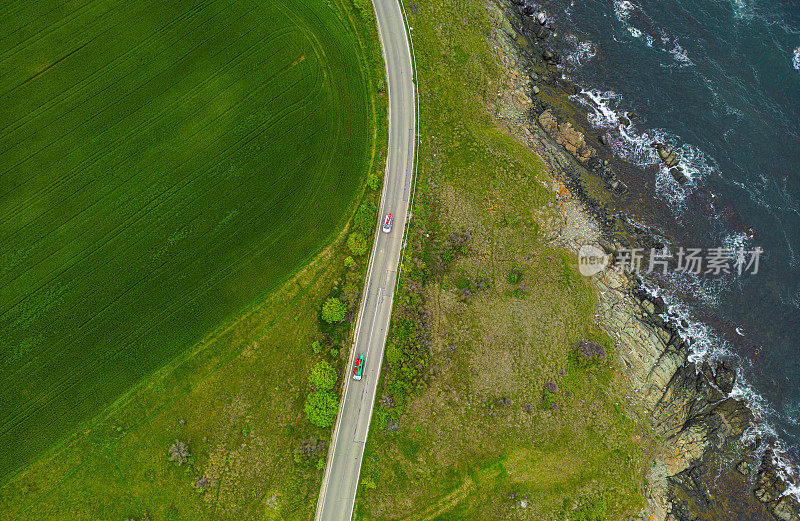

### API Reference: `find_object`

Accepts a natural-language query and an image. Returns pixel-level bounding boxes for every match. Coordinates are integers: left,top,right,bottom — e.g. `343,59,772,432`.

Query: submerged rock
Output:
532,23,550,40
557,78,579,95
754,456,787,503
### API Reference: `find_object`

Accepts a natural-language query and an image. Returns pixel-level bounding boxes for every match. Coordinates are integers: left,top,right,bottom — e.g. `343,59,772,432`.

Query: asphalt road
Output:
313,1,415,520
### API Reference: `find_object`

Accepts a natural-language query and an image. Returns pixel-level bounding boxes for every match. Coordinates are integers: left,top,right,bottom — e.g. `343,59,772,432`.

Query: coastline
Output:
486,1,800,519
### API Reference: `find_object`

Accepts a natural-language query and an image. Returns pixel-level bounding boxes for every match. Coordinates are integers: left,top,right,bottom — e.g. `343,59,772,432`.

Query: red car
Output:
382,213,393,233
353,353,364,381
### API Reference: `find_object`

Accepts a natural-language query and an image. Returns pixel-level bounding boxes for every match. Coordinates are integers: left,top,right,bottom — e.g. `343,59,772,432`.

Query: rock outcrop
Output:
537,110,596,163
656,143,680,167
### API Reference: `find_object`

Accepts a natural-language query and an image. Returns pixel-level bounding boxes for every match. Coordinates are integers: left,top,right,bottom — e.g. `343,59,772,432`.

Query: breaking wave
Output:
793,46,800,70
577,88,716,209
563,35,597,68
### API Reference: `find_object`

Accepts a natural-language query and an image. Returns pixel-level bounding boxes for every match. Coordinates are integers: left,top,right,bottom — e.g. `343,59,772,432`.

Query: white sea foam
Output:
639,276,727,362
669,41,693,66
580,89,619,128
613,0,635,21
722,231,751,252
579,0,800,496
582,87,719,208
565,41,597,68
613,0,654,47
739,415,800,500
577,88,713,209
731,371,774,419
642,273,800,500
730,0,755,20
787,286,800,310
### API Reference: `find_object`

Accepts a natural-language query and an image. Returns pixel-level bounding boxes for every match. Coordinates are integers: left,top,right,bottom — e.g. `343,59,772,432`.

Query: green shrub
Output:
312,340,322,355
309,361,337,391
375,76,386,93
441,248,454,263
304,391,339,428
354,200,377,231
542,389,556,410
367,173,382,191
344,256,356,268
341,282,360,305
348,232,369,256
353,0,374,18
506,269,522,284
385,342,402,368
321,297,347,323
374,407,389,430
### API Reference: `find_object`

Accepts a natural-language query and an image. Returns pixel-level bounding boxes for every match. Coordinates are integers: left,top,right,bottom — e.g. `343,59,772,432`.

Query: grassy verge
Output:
355,0,654,519
0,0,387,519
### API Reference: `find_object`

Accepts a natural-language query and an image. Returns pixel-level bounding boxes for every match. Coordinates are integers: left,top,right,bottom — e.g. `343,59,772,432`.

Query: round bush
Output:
321,297,347,323
347,232,369,256
304,391,339,428
309,361,337,391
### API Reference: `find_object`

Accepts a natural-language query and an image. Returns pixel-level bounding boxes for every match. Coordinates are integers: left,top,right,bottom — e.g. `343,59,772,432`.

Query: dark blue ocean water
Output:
536,0,800,470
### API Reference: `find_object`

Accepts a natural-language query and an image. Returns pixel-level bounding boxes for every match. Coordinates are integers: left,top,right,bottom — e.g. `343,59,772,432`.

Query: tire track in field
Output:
0,24,292,231
0,0,373,482
0,37,303,325
0,77,328,439
0,1,268,231
0,0,226,139
0,0,110,62
0,31,299,299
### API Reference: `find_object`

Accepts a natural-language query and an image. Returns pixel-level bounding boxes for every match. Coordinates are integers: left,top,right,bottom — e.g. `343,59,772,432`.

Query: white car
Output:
382,213,393,233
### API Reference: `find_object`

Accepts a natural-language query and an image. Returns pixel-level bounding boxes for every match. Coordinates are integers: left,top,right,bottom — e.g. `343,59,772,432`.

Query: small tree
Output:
321,297,347,323
304,391,339,428
347,232,369,256
309,361,337,391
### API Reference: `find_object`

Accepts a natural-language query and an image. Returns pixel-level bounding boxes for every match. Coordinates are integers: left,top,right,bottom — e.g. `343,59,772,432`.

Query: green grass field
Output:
0,0,375,480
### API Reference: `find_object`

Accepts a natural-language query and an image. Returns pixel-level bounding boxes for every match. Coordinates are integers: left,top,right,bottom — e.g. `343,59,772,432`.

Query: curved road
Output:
314,1,415,520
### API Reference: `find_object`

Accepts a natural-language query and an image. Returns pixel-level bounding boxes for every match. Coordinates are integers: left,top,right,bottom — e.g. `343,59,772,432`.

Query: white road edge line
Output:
364,287,382,364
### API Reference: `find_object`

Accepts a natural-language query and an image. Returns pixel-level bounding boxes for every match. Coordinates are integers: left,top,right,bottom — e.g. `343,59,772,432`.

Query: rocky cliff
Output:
487,1,800,519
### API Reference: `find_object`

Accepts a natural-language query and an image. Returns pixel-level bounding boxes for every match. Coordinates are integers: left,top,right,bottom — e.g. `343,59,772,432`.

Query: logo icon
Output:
578,244,610,276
